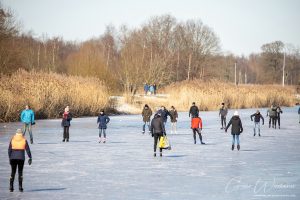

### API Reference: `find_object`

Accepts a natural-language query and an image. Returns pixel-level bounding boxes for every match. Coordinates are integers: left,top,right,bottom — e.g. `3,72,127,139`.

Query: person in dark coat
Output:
153,84,157,95
61,106,72,142
189,102,199,118
144,83,149,95
157,106,171,125
142,104,152,134
251,110,264,136
8,129,32,192
219,103,228,129
169,106,178,134
97,110,110,143
267,105,277,129
225,111,243,151
276,105,283,129
150,113,166,157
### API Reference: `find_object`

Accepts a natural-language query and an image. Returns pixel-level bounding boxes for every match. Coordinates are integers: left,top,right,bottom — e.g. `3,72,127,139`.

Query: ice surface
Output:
0,107,299,199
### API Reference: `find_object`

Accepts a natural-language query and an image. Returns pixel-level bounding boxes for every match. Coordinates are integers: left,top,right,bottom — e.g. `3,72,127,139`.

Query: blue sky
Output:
2,0,300,55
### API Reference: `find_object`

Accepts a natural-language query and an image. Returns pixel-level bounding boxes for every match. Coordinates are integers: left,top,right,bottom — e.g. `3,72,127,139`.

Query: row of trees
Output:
1,5,299,93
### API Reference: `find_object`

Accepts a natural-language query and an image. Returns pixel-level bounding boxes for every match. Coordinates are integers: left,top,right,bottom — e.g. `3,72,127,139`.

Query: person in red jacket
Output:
191,114,205,144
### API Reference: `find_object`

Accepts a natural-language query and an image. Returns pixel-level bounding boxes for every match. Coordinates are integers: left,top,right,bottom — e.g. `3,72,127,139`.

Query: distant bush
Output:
0,70,110,122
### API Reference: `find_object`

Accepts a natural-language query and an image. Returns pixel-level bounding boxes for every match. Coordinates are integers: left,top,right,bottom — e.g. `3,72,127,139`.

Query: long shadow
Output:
37,142,58,145
260,136,275,138
203,143,218,145
164,155,187,158
240,149,260,152
27,188,66,192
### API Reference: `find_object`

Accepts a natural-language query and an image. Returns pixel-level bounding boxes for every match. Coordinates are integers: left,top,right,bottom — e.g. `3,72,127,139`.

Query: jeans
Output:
232,135,240,145
23,123,33,141
171,122,177,133
221,116,226,128
143,121,150,132
99,128,106,138
269,117,277,128
253,122,260,135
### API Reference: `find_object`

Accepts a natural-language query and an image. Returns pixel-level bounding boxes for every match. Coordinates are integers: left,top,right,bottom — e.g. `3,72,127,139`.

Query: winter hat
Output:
16,129,22,134
234,111,239,116
256,110,260,114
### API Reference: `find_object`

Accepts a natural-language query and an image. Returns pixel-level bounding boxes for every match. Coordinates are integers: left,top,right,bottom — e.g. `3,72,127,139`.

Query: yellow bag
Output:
159,136,171,150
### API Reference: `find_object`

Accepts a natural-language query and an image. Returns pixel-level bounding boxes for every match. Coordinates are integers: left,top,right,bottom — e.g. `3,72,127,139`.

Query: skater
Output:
61,106,72,142
276,105,283,129
250,110,264,136
142,104,152,134
149,84,155,95
219,103,228,129
169,106,178,134
144,83,149,95
97,110,110,143
157,106,171,126
191,114,205,144
225,111,243,151
267,105,277,129
298,106,300,124
8,129,32,192
20,105,35,144
189,102,199,118
150,113,166,157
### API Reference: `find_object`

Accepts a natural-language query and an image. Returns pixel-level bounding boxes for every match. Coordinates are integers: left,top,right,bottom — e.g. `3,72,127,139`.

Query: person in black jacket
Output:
225,111,243,151
276,106,283,129
8,129,32,192
61,106,72,142
189,102,199,118
150,113,166,157
157,106,171,125
251,110,264,136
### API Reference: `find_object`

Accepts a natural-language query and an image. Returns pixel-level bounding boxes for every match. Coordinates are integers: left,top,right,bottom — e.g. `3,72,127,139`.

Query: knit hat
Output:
234,111,239,116
16,129,22,134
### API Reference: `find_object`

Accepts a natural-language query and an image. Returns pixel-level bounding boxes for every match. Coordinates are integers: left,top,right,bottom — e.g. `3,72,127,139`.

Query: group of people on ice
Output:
144,83,157,95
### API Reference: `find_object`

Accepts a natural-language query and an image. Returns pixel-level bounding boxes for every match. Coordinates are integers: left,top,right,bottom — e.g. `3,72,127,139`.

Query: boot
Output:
9,177,14,192
18,176,23,192
160,152,162,157
201,141,205,145
153,152,156,157
62,139,65,142
103,138,106,143
237,145,240,151
30,138,33,144
194,140,196,144
231,145,234,151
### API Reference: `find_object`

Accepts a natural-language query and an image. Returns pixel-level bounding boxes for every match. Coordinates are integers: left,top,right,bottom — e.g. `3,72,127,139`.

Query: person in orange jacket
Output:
8,129,32,192
191,114,205,144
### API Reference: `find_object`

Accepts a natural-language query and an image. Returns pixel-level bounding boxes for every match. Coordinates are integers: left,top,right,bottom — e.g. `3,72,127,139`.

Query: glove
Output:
28,158,32,165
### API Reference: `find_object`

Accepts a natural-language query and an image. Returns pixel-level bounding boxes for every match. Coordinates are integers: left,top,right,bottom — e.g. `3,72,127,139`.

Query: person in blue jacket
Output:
97,110,110,143
20,105,35,144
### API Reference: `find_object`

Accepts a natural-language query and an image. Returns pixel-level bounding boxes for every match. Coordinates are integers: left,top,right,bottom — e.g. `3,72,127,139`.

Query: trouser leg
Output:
17,160,24,191
192,129,197,143
143,122,146,132
232,135,235,145
154,135,159,152
10,160,17,191
258,123,261,135
28,124,33,142
269,118,271,128
103,129,106,138
278,117,281,127
196,128,203,142
236,135,240,145
66,127,69,140
253,123,256,135
99,129,102,138
147,122,151,132
63,127,67,139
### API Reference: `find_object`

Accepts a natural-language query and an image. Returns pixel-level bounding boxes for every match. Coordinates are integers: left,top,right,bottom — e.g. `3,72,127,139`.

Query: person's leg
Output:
258,123,261,136
224,117,227,127
269,117,271,128
253,122,256,136
221,116,224,128
232,135,235,150
142,122,146,133
158,135,162,156
63,127,67,142
236,135,240,150
174,122,177,133
273,117,277,129
28,124,33,143
278,117,281,128
196,128,205,144
98,129,102,142
103,129,106,143
153,135,159,156
192,129,197,144
66,127,69,141
10,160,17,192
17,160,25,192
22,123,27,136
147,121,151,132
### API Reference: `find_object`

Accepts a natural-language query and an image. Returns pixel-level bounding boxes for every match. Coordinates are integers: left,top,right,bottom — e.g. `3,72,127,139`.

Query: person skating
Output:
61,106,72,142
225,111,243,151
97,110,110,143
157,106,171,126
20,105,35,144
144,83,149,95
276,105,283,129
150,113,166,157
189,102,199,118
169,106,178,134
267,105,277,129
142,104,152,134
250,110,264,136
219,103,228,129
191,114,205,144
8,129,32,192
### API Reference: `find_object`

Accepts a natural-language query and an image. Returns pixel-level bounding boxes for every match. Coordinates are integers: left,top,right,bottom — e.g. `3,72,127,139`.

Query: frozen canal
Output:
0,107,299,200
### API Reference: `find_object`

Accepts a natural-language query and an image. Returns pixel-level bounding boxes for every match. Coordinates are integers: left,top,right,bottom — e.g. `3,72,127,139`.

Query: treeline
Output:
1,5,300,93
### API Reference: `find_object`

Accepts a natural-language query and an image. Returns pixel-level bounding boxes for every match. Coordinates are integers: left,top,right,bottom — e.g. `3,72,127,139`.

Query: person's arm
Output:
31,110,35,123
189,107,191,117
250,114,254,121
199,118,203,130
175,111,178,118
8,141,12,159
225,119,232,132
106,116,110,124
261,115,264,125
25,141,32,159
239,120,243,133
